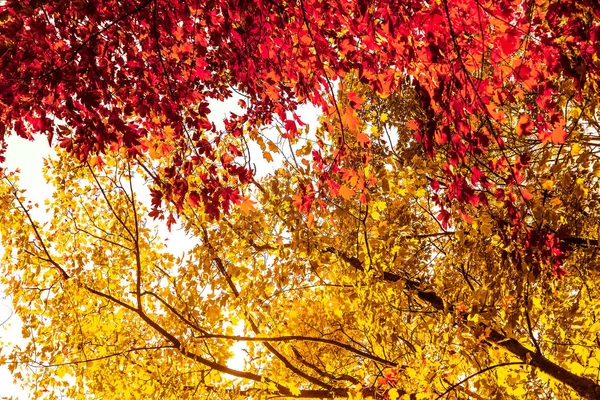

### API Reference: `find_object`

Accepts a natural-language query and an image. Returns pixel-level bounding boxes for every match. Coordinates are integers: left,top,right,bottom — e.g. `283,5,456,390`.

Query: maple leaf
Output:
356,132,370,146
550,126,567,144
347,91,364,109
342,106,360,132
263,151,274,162
239,196,256,215
284,120,298,138
187,191,201,207
338,185,355,200
437,209,451,230
519,187,534,201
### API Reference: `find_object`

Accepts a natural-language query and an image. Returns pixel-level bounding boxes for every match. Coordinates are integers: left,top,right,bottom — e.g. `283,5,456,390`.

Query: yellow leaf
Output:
415,187,426,197
374,201,386,211
267,140,279,153
388,388,399,400
570,362,586,375
593,162,600,177
542,180,554,191
56,366,68,378
589,321,600,334
164,125,175,137
550,196,562,206
289,385,301,396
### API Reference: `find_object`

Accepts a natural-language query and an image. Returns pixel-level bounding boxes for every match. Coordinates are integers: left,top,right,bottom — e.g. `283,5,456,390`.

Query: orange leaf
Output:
516,114,532,136
406,120,419,130
239,196,256,215
347,91,364,110
550,126,567,144
342,106,360,132
263,151,273,162
338,185,355,200
520,187,534,201
356,132,371,146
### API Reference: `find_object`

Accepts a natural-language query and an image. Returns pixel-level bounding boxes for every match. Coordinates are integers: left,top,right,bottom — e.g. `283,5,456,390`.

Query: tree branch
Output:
330,246,600,399
435,362,525,399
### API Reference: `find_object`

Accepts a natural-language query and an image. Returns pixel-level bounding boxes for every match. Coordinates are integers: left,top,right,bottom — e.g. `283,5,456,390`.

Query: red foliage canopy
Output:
1,0,599,270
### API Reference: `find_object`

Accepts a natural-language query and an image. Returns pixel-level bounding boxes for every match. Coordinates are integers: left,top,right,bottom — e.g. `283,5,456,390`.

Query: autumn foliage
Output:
1,0,600,398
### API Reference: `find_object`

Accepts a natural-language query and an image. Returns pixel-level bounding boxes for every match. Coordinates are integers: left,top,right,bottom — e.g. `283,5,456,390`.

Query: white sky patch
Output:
0,135,52,399
226,321,248,372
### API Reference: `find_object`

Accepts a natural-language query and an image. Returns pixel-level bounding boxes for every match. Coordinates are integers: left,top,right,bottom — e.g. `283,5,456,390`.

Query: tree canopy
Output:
1,0,600,398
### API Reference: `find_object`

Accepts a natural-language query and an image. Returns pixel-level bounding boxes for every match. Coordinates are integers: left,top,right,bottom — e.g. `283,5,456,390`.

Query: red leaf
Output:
284,120,298,138
187,191,201,207
437,209,451,230
347,91,364,109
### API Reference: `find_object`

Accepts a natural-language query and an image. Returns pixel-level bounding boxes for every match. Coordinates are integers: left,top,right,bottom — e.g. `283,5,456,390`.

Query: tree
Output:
1,0,600,398
2,81,600,398
1,0,598,218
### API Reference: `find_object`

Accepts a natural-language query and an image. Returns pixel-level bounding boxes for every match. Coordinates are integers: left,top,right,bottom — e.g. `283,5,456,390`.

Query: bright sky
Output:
0,134,51,399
